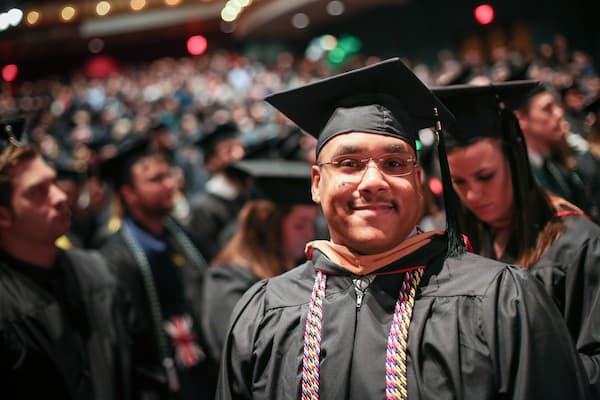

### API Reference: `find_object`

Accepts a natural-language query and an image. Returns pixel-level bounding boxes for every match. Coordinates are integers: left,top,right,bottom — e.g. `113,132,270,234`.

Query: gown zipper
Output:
353,275,374,310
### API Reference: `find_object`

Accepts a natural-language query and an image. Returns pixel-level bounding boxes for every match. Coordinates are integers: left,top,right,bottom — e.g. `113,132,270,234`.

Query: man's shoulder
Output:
232,263,315,316
63,248,118,291
562,213,600,237
97,231,140,276
425,252,523,298
190,191,224,209
99,229,126,250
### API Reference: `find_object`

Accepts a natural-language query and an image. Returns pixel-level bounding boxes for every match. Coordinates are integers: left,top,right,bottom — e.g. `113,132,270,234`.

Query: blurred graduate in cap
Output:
97,137,217,400
217,59,589,400
186,121,249,262
513,84,589,210
436,81,600,395
0,117,134,399
200,159,319,366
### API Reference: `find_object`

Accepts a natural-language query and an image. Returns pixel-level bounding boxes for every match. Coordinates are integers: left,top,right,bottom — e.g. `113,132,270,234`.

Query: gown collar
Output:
306,230,444,276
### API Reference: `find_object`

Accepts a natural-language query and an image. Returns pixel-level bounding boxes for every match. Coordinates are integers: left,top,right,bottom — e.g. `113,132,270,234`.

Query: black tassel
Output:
433,108,466,257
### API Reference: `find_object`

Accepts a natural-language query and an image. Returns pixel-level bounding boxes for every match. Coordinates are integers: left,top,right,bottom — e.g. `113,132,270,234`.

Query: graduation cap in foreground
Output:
0,116,28,152
265,57,454,157
432,80,540,148
265,57,466,256
98,137,153,187
230,159,313,205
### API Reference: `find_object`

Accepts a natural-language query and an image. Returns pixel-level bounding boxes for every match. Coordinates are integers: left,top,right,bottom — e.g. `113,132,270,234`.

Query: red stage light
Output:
187,35,208,56
2,64,18,82
474,4,494,25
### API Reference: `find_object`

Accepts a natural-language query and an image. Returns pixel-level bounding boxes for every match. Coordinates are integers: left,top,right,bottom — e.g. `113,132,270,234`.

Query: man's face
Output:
311,132,423,255
517,92,566,148
207,138,245,173
122,156,177,217
0,156,71,245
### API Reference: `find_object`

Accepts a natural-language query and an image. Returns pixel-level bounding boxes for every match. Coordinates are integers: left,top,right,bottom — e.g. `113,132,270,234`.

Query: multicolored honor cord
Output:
301,267,424,400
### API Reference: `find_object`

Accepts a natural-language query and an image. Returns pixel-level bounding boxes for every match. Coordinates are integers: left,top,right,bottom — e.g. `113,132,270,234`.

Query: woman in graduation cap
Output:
200,159,319,366
435,81,600,395
217,59,590,400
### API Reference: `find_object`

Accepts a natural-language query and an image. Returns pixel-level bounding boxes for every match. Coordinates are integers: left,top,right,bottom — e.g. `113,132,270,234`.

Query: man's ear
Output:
0,207,13,229
311,165,321,204
514,110,527,128
415,165,424,201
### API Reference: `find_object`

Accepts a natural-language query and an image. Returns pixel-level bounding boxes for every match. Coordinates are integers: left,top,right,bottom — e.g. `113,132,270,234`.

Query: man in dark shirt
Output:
0,118,132,399
99,137,215,400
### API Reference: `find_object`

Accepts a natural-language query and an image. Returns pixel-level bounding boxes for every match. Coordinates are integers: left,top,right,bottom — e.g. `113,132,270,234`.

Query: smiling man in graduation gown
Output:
0,118,133,399
216,59,591,400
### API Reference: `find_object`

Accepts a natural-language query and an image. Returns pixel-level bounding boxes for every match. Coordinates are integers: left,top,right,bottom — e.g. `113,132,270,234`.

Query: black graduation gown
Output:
217,235,591,400
100,217,217,399
0,248,132,400
201,264,261,365
530,158,588,211
575,151,600,223
528,214,600,396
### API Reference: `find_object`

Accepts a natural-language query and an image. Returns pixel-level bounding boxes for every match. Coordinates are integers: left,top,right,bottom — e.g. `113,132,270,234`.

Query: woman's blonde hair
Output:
211,200,289,279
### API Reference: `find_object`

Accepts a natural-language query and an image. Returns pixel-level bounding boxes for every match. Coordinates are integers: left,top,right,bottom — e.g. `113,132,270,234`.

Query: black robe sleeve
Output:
201,265,260,365
529,216,600,396
481,266,591,399
217,280,267,400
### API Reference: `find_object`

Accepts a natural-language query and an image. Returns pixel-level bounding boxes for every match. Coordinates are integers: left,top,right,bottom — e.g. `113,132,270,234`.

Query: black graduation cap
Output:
432,80,540,147
98,137,153,187
265,57,467,256
0,116,27,152
230,159,313,205
264,57,454,157
196,122,241,160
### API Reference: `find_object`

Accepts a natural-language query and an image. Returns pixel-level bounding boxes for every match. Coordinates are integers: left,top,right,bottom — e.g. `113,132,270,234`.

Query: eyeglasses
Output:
318,153,417,178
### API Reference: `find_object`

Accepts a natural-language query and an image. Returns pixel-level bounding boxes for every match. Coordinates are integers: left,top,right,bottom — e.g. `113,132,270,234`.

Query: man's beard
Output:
139,203,173,219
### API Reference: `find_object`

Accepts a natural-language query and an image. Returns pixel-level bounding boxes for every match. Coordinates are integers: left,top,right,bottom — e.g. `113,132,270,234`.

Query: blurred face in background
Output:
206,138,245,173
281,204,318,267
447,138,514,230
516,91,566,153
122,155,177,218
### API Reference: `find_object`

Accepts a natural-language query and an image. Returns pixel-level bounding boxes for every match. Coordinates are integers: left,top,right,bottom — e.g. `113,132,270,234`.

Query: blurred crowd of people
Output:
1,32,600,399
0,35,598,245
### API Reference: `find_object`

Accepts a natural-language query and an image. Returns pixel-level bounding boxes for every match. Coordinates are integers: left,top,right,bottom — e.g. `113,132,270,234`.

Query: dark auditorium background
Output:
1,0,599,79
